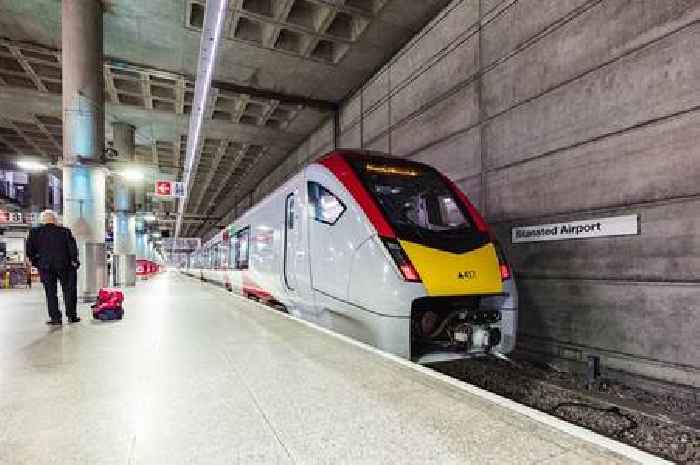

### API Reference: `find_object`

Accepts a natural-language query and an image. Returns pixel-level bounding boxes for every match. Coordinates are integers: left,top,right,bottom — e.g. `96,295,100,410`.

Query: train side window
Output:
308,182,346,226
233,227,250,270
286,194,295,230
229,234,236,267
214,245,219,269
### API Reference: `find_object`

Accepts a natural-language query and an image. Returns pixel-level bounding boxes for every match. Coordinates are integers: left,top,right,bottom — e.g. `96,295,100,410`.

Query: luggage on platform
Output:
91,288,125,320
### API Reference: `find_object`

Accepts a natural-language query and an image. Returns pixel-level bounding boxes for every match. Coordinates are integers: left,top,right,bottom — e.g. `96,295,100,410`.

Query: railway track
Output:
434,356,699,464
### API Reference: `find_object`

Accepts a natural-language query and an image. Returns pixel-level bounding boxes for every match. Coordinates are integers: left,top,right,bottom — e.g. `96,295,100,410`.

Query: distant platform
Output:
0,273,668,464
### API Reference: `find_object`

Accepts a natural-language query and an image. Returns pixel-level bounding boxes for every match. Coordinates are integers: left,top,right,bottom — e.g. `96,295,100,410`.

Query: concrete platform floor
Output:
0,273,667,465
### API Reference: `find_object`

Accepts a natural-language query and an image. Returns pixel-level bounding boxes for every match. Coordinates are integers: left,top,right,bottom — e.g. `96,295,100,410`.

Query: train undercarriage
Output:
410,295,507,362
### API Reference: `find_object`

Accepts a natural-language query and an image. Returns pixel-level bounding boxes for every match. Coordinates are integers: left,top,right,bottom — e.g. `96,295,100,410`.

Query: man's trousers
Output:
40,268,78,321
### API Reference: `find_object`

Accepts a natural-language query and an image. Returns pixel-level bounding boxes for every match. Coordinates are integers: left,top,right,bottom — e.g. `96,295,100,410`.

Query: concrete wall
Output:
242,0,700,388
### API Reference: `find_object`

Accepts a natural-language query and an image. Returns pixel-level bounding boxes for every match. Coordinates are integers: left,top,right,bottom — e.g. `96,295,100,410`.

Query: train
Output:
185,150,518,363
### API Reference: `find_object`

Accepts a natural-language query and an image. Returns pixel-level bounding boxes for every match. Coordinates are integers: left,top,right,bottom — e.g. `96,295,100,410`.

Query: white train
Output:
185,150,518,363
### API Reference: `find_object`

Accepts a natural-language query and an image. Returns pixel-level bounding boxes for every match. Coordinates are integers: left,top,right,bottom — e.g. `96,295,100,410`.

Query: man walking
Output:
26,210,81,325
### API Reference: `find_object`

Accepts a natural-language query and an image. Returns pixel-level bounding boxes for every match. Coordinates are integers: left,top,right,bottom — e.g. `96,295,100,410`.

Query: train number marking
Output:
457,270,477,280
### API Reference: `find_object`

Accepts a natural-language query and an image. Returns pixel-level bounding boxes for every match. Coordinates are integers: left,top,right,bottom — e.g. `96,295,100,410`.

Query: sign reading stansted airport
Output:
512,214,639,244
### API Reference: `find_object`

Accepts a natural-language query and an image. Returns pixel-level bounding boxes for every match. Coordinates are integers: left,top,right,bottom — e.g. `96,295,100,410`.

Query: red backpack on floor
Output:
91,288,125,320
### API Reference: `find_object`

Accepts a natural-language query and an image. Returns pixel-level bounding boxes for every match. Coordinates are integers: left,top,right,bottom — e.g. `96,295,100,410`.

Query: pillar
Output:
111,122,137,286
135,218,147,259
112,179,136,286
61,0,106,302
29,172,49,224
134,177,147,262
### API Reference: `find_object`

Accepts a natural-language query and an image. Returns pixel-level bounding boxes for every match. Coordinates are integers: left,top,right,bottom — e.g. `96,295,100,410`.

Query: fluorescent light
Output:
143,214,156,222
17,160,47,171
120,168,144,182
176,0,228,239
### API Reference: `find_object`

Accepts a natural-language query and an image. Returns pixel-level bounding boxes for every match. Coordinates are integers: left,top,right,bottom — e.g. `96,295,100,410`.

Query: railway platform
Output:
0,272,669,465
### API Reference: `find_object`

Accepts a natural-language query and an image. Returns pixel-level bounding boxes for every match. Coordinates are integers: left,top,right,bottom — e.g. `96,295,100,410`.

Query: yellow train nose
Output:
400,241,504,297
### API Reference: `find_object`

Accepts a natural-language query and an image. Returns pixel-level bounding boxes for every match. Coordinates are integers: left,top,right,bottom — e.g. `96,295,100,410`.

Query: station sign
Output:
154,180,185,198
0,211,37,225
512,214,639,244
155,180,171,196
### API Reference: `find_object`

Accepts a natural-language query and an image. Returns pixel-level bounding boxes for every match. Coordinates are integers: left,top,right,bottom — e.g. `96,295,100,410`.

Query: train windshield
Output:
350,159,488,252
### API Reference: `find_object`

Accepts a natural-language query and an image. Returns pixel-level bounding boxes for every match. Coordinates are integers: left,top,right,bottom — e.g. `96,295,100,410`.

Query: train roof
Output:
318,150,438,171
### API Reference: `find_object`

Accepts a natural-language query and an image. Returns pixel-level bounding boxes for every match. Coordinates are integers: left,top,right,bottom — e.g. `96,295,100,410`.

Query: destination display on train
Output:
511,214,639,243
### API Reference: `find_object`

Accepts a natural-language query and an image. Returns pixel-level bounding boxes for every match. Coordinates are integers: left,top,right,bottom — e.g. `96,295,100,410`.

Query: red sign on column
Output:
155,180,172,196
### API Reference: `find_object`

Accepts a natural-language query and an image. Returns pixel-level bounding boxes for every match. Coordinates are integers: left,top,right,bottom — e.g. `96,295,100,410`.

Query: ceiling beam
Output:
8,45,48,93
204,143,250,212
191,143,253,236
211,80,338,112
191,138,229,214
195,146,269,236
0,116,52,161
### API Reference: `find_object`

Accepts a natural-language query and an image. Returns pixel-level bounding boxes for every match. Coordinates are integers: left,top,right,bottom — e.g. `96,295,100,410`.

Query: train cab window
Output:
233,227,250,270
308,182,346,225
348,158,488,253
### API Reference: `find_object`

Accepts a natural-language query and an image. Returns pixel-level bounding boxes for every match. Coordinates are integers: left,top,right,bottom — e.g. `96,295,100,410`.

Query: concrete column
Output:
112,123,134,163
111,122,136,286
135,219,147,259
29,173,49,223
112,179,136,286
134,181,146,213
61,0,106,301
133,177,147,262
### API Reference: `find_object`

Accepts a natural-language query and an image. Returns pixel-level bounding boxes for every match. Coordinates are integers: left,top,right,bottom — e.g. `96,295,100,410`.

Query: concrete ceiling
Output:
0,0,451,237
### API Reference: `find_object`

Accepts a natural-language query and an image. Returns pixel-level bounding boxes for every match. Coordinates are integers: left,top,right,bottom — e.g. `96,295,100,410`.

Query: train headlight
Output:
382,238,421,282
494,240,512,281
472,327,490,348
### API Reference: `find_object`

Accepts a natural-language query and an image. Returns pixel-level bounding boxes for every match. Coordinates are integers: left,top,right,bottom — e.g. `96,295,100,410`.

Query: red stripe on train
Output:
242,273,272,300
317,152,396,238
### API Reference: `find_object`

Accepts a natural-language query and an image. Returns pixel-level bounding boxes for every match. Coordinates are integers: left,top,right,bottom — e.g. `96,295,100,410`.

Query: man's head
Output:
39,209,59,225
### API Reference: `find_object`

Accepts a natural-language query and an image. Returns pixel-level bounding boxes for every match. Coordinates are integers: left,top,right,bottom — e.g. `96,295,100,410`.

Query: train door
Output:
284,193,298,291
282,182,315,316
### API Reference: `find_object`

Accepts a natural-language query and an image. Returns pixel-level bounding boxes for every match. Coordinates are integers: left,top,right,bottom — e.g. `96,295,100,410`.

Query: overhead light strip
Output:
175,0,227,238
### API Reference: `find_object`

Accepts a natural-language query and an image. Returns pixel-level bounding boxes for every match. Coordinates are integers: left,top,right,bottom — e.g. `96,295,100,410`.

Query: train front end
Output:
327,153,517,363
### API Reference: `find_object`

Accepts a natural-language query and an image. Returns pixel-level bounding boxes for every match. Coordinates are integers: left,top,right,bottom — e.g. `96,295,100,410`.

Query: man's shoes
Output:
46,320,62,326
67,316,81,324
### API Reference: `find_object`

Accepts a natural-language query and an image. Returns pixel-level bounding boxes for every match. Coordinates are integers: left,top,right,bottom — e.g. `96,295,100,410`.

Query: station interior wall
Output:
239,0,700,389
0,233,26,264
